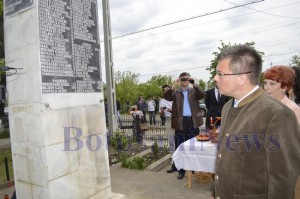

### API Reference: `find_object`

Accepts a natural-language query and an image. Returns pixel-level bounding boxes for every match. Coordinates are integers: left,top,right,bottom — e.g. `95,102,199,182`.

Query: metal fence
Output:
0,153,14,189
117,114,168,146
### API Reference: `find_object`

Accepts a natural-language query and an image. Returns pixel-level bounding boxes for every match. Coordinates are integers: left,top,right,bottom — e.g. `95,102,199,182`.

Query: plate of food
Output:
196,134,210,141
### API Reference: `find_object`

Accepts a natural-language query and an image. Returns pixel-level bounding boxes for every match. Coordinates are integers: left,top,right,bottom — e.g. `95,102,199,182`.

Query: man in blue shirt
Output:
163,72,205,179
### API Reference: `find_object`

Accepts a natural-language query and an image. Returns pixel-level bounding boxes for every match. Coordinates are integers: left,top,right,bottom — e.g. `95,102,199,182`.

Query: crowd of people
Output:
109,44,300,199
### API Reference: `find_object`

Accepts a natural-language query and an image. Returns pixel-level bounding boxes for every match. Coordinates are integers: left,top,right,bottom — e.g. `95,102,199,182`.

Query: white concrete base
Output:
111,193,126,199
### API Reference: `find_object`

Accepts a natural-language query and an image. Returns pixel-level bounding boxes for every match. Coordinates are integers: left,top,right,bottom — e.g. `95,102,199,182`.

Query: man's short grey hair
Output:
217,44,262,85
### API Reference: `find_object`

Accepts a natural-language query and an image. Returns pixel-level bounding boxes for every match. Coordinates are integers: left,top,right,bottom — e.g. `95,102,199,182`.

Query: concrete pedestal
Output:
4,0,120,198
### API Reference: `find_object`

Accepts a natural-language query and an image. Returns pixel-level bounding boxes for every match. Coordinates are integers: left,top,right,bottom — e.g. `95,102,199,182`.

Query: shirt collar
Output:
234,85,259,107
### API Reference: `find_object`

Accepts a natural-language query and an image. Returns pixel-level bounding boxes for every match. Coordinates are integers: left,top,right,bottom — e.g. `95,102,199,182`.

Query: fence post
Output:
4,157,10,181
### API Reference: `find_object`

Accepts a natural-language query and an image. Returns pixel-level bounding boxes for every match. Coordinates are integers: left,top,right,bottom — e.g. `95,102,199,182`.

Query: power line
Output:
114,48,300,78
224,0,300,19
264,50,300,57
111,0,264,40
111,4,300,45
102,1,299,80
112,20,299,65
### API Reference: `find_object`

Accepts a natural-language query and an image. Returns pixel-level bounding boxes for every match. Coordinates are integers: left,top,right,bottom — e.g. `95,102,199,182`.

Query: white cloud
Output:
99,0,300,83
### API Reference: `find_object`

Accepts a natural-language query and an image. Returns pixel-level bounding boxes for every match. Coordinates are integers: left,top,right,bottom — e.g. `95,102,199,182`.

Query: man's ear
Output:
237,74,248,86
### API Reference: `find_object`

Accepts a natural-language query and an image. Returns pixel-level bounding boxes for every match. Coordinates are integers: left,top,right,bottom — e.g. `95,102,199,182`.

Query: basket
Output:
194,171,214,184
140,123,148,131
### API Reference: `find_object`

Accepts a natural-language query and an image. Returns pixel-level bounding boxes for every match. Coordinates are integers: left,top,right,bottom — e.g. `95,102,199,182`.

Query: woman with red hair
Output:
263,65,300,124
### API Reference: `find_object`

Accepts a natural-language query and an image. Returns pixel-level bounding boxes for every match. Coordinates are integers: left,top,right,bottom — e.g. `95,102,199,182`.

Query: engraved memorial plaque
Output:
39,0,101,93
5,0,34,17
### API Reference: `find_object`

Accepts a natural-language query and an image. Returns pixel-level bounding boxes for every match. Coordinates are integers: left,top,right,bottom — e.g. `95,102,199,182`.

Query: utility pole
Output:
102,0,117,133
269,61,273,67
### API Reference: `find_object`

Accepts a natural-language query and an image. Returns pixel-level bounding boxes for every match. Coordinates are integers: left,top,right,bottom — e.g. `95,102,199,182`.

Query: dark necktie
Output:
217,91,221,102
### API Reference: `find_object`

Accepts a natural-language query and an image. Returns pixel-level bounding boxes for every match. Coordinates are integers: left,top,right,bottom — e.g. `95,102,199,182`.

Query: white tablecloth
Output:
172,137,217,173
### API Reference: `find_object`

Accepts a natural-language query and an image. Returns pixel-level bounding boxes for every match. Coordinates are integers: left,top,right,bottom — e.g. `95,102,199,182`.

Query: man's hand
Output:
172,78,181,90
189,78,194,84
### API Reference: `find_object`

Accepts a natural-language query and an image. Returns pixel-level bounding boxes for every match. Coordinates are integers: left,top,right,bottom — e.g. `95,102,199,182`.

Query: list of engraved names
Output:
39,0,101,93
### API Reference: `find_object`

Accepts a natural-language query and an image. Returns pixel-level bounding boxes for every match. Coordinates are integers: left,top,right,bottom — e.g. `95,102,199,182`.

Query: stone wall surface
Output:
4,0,117,198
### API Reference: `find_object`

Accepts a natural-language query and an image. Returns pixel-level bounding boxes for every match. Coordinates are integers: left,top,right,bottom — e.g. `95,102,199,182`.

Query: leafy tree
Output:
0,57,5,75
115,71,139,110
206,41,264,85
198,79,206,91
0,0,2,15
141,75,172,99
290,53,300,66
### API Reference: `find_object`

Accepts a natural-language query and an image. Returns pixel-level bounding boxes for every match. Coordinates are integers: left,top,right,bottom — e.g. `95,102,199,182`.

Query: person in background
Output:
263,65,300,124
158,95,166,126
204,86,229,129
136,95,147,122
129,105,144,143
129,105,144,118
147,96,156,125
160,85,175,152
161,85,177,173
154,96,159,115
292,66,300,199
212,44,300,199
163,72,205,180
292,66,300,105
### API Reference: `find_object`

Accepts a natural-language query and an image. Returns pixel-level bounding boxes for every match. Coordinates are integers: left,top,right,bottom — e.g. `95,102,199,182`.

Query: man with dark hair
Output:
211,44,300,199
163,72,205,179
160,85,174,153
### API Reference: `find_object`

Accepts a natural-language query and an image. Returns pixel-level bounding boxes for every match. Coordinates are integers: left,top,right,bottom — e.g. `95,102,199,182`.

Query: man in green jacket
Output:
163,72,205,179
212,44,300,199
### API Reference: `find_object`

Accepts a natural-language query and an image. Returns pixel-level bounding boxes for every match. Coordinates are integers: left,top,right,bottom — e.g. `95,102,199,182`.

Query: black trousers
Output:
174,118,199,174
174,118,199,149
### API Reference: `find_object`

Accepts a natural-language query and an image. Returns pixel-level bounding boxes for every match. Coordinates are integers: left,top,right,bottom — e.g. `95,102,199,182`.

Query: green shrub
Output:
0,149,14,182
152,138,159,158
110,131,129,151
0,129,10,139
163,143,169,155
121,155,147,170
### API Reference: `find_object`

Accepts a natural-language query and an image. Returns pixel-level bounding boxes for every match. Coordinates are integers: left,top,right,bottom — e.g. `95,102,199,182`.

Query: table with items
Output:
172,136,217,188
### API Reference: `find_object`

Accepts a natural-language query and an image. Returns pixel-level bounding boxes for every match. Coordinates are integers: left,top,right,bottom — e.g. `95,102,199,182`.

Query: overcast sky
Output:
98,0,300,83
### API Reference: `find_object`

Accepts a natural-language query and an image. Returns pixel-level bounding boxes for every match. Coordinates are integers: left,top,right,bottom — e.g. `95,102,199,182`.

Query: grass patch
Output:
120,150,168,170
120,139,169,170
0,148,14,183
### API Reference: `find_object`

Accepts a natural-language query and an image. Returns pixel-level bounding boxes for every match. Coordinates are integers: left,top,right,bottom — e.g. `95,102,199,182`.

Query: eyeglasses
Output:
216,71,253,77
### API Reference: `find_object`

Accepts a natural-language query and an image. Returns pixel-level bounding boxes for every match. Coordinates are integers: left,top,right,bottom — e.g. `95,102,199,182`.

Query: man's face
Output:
213,58,239,97
162,87,169,93
180,76,190,87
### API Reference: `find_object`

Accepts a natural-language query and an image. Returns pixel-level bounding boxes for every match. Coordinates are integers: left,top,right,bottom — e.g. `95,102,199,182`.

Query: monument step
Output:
110,192,126,199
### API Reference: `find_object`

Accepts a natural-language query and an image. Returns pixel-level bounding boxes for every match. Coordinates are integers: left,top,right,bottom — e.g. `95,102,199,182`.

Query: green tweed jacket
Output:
214,88,300,199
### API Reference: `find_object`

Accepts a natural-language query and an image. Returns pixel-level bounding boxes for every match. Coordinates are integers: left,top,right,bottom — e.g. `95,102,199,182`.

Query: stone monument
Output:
4,0,122,198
